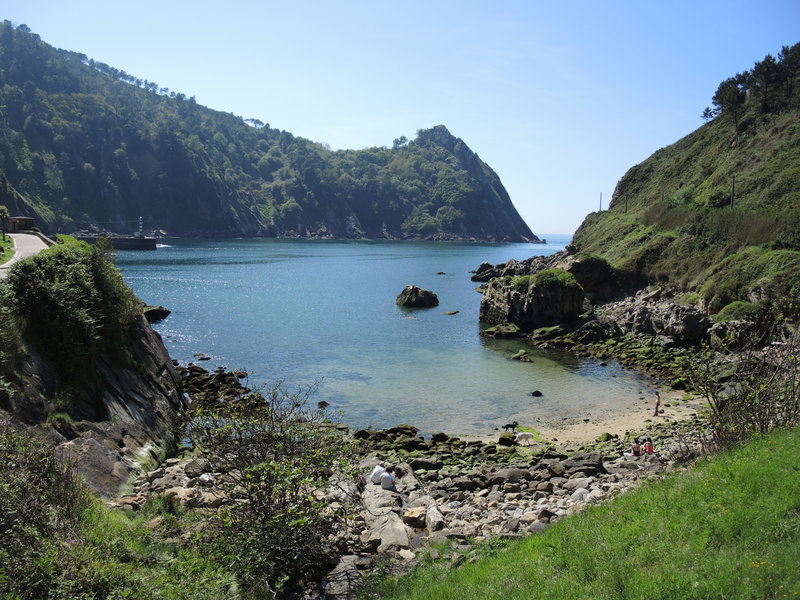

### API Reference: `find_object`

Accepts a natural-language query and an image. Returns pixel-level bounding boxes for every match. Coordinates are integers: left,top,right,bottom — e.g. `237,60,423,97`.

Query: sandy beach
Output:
533,388,707,445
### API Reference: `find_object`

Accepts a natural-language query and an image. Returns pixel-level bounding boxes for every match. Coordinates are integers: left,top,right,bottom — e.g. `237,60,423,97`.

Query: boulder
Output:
402,507,428,529
184,458,211,478
325,555,363,600
489,468,530,486
426,504,446,532
143,305,171,323
396,285,439,308
562,452,607,476
498,432,516,446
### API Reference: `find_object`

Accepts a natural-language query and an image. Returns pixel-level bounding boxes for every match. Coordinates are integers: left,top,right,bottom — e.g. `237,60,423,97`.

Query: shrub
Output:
715,300,761,323
4,237,140,385
0,421,92,598
533,268,581,290
512,275,532,292
185,381,360,597
679,326,800,450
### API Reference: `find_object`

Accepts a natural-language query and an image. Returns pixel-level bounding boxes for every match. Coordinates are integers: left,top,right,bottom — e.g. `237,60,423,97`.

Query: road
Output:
0,232,53,278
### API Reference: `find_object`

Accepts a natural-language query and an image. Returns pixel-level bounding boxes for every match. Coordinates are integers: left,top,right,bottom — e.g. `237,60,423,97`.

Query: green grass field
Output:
366,427,800,600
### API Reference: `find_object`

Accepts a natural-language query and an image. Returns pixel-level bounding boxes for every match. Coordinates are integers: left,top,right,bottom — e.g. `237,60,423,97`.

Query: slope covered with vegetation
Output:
573,43,800,314
0,22,536,241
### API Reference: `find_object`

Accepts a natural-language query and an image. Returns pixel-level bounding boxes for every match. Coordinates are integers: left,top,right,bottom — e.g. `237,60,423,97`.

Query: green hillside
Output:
0,22,535,241
573,43,800,314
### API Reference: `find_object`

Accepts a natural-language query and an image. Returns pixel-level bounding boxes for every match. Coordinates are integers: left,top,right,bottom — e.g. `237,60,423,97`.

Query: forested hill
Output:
572,42,800,315
0,22,537,241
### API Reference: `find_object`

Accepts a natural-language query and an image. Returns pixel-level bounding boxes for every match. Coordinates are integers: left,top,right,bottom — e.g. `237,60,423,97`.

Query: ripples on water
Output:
116,236,655,437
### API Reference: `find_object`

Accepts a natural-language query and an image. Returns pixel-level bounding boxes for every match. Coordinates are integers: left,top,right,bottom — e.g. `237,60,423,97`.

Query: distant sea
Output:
116,234,655,437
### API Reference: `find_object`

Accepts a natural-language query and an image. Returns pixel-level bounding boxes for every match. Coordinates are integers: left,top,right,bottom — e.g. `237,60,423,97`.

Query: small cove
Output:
116,236,656,438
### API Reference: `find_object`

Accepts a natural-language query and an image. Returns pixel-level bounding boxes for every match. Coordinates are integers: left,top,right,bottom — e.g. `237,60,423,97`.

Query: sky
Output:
3,1,799,236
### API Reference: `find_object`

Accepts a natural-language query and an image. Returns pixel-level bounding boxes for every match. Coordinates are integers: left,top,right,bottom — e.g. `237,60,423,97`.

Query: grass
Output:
365,427,800,600
1,423,237,599
0,235,12,264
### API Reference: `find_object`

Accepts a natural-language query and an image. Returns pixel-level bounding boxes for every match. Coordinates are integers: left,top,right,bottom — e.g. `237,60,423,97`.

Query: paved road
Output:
0,232,52,278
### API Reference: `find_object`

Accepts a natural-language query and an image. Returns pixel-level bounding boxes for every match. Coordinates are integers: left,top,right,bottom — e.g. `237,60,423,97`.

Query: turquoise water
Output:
116,236,654,437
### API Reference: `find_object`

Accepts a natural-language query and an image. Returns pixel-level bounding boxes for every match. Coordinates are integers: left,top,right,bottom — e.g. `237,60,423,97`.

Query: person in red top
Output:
642,437,654,453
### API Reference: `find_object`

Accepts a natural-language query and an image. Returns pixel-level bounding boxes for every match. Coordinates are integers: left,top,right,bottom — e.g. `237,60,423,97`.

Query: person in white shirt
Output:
369,463,385,484
380,466,402,493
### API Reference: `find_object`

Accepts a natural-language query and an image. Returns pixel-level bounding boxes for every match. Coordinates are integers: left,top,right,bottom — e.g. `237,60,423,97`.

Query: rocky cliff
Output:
3,315,184,499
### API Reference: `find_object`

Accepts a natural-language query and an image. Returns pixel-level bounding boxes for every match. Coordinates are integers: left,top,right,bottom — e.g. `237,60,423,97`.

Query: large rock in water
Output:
396,285,439,308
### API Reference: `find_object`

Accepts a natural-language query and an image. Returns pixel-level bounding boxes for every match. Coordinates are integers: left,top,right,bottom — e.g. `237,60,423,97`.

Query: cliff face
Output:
5,316,184,499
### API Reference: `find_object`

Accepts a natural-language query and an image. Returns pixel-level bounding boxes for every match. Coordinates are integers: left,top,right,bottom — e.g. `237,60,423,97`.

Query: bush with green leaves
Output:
185,380,360,598
714,300,762,323
0,420,92,598
532,268,581,291
2,236,140,385
0,420,238,598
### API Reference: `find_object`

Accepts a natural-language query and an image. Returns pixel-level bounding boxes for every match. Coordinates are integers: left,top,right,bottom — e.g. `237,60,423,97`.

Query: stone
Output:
410,456,443,471
143,305,171,323
396,285,439,308
426,504,446,532
497,432,515,447
325,556,363,600
562,452,607,476
402,507,428,529
571,488,590,502
545,460,566,478
184,458,211,478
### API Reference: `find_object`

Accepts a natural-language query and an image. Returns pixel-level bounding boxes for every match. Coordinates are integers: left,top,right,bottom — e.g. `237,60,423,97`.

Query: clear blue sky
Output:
4,1,799,235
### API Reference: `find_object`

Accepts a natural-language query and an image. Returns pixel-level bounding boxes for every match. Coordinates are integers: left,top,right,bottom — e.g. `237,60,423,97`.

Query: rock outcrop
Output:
396,285,439,308
479,275,585,331
4,315,184,499
596,289,711,347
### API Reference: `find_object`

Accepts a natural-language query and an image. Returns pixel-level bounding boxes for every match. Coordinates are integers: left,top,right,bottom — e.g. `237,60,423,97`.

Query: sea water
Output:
116,236,654,437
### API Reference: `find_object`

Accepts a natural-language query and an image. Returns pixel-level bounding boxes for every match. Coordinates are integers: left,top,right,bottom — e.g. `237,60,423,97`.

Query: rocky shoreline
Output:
110,363,709,599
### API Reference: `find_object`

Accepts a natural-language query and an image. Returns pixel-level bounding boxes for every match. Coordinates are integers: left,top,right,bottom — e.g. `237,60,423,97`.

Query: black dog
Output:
503,420,519,432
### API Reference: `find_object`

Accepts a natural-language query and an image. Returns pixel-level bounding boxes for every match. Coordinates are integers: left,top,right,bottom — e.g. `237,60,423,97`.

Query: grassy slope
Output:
572,106,800,313
368,427,800,599
0,236,12,264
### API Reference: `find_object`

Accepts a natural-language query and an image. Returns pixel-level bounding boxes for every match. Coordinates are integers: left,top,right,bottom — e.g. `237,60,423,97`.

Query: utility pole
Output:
599,192,602,212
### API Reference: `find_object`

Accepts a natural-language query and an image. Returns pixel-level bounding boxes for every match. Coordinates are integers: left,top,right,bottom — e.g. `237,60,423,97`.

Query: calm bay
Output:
116,236,654,438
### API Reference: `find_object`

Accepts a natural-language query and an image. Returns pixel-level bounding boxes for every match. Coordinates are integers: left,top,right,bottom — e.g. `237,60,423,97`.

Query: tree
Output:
185,380,360,597
711,73,747,141
0,205,8,242
750,53,782,111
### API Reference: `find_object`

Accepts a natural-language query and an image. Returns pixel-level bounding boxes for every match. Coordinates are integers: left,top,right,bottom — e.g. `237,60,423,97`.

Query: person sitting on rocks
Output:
380,466,402,493
369,462,386,484
625,440,642,457
642,437,654,454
